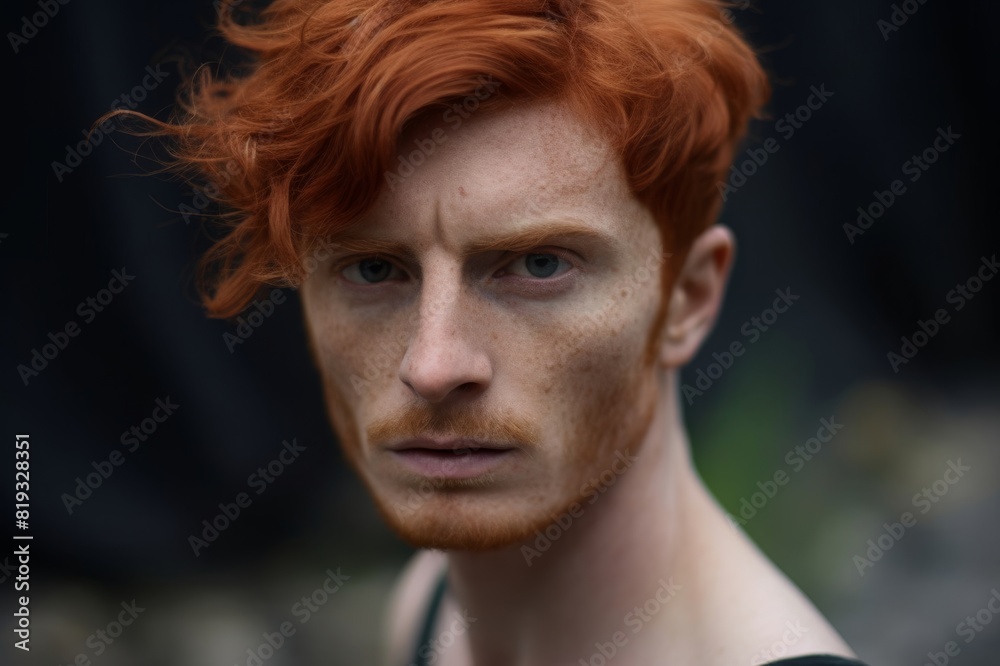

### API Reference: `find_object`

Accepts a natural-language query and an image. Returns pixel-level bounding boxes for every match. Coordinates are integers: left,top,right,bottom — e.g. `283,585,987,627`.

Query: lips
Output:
384,437,519,479
386,437,516,452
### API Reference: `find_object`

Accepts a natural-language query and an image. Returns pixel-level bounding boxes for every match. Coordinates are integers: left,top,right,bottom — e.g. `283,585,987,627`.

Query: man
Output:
112,0,873,663
320,100,869,666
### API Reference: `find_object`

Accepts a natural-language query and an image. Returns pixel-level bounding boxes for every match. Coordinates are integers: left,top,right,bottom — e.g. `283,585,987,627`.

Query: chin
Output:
361,479,564,551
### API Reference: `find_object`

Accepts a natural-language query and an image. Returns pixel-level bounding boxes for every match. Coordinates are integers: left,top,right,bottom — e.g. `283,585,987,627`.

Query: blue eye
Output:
509,253,570,279
342,257,399,284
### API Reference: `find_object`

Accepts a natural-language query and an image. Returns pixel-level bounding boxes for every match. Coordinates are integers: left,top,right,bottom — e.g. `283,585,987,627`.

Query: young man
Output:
114,0,873,663
320,100,870,666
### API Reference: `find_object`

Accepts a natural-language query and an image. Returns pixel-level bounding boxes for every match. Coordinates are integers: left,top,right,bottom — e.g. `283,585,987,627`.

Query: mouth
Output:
387,437,516,453
385,438,518,478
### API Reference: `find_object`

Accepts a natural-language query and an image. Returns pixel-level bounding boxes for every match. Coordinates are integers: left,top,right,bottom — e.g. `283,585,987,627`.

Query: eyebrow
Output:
327,220,616,259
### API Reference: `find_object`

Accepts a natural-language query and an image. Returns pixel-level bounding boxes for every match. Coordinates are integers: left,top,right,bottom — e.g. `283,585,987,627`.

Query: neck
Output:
439,372,735,666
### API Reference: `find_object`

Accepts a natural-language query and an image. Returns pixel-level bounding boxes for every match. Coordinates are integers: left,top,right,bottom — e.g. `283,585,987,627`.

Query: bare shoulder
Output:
715,542,859,664
687,508,859,664
382,549,449,666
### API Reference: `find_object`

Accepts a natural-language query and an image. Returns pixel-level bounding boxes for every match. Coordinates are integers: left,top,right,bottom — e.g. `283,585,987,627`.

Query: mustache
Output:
367,403,541,449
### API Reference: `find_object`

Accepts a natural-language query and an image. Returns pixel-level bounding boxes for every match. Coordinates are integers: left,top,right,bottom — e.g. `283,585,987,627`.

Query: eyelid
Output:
336,255,407,285
332,245,582,285
499,247,577,279
330,252,396,272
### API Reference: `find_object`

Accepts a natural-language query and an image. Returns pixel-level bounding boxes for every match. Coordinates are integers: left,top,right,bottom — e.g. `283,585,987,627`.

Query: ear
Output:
658,225,735,368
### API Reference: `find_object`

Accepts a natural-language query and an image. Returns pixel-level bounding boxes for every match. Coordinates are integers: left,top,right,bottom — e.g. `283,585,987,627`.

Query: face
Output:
300,98,668,550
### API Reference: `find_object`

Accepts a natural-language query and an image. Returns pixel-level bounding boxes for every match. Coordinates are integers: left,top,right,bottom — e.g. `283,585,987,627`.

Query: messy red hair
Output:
107,0,769,322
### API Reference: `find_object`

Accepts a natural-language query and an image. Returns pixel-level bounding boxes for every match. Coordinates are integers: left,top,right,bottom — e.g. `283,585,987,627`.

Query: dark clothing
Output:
765,659,870,665
409,571,871,666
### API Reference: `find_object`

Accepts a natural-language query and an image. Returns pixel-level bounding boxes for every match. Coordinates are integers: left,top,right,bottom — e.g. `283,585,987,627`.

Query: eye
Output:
505,252,572,279
341,256,403,284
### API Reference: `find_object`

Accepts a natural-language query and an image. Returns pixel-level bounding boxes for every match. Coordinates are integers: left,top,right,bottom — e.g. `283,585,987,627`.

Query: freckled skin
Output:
299,98,861,666
301,98,667,551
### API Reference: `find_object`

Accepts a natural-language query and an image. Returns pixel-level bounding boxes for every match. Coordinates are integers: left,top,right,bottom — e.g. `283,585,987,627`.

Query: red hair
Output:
107,0,770,322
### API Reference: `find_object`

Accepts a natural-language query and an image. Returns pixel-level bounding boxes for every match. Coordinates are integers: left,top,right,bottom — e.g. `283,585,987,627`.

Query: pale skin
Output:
300,98,859,666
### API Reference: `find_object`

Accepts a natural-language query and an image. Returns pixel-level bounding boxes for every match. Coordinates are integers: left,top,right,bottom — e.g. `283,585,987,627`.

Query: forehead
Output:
353,98,652,250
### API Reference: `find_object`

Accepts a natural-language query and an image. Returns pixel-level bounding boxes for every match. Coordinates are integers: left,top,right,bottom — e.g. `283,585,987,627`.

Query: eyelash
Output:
336,250,577,287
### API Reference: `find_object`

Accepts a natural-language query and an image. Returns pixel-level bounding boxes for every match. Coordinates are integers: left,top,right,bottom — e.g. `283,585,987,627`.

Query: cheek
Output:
530,281,661,465
536,275,660,388
301,287,395,456
304,290,407,401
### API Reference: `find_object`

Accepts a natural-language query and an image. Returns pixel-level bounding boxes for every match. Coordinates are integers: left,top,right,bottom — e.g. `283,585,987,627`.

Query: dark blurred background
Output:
2,1,998,665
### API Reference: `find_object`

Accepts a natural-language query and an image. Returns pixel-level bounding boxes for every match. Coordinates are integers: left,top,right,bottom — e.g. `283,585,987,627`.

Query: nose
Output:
397,282,493,404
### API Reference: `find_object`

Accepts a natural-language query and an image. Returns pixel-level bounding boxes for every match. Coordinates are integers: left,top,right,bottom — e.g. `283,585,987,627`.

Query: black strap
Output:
765,656,870,665
411,568,449,666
